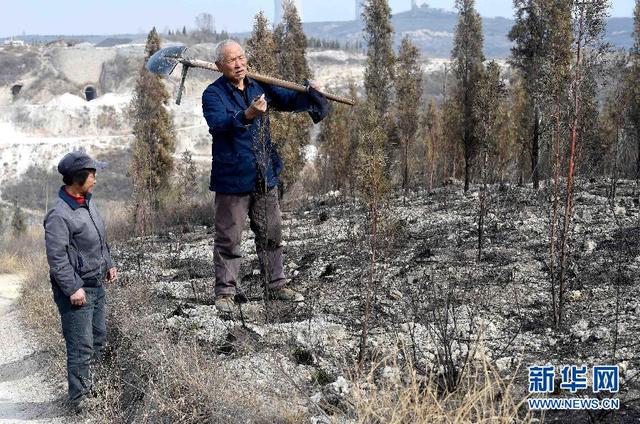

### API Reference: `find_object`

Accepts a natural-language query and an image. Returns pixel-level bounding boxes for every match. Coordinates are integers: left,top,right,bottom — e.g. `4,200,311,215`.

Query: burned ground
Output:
106,179,640,423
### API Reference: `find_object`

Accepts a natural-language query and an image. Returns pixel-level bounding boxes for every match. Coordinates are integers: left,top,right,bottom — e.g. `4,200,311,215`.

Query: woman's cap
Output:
57,151,107,177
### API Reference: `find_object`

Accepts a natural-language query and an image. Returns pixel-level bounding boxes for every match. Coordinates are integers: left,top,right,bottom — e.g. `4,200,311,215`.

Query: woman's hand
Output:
106,267,118,283
70,288,86,306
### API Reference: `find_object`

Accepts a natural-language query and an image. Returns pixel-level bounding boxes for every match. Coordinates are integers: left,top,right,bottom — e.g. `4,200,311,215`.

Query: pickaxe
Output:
145,45,356,106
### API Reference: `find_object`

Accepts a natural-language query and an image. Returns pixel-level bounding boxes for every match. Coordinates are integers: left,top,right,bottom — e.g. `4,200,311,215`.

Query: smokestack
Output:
355,0,365,21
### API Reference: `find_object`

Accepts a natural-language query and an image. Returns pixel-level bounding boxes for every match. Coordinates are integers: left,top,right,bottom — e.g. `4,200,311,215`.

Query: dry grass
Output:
88,273,308,424
352,346,532,424
0,227,66,371
0,227,45,274
103,195,215,242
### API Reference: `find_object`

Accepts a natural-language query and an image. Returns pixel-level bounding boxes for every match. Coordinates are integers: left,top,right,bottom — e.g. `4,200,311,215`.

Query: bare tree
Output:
195,12,214,35
555,0,610,328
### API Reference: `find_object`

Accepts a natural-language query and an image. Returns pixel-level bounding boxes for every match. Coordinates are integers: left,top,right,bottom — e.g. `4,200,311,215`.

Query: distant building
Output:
274,0,303,24
3,37,25,47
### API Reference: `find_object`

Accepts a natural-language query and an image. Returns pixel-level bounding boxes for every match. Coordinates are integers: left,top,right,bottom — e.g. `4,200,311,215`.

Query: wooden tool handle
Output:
186,58,355,106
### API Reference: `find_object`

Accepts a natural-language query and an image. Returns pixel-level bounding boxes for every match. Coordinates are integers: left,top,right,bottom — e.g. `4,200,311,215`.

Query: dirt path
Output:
0,274,69,423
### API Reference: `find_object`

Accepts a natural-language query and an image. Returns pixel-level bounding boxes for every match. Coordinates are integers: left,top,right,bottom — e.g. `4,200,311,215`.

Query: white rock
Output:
310,392,323,404
570,319,590,342
329,376,350,396
381,366,401,385
569,290,583,302
496,357,512,372
389,289,403,300
593,327,610,341
583,240,597,254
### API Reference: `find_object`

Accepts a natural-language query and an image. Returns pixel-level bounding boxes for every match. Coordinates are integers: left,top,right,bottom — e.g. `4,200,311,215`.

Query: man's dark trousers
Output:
53,282,106,402
214,187,286,297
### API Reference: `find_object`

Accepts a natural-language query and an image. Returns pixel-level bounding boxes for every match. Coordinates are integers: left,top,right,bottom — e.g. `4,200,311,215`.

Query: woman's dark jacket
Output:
44,188,114,297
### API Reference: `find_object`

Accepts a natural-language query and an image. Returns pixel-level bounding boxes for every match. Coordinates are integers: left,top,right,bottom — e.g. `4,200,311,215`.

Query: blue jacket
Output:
44,188,114,297
202,75,328,194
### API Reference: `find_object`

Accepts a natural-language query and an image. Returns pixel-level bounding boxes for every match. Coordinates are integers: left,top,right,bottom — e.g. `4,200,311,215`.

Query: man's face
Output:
217,43,247,85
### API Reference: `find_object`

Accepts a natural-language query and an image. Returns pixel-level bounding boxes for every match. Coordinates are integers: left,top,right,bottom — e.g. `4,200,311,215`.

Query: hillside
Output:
301,5,634,58
2,6,634,59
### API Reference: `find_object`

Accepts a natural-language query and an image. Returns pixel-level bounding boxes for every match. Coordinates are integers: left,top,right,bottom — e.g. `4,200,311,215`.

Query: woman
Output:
44,151,117,410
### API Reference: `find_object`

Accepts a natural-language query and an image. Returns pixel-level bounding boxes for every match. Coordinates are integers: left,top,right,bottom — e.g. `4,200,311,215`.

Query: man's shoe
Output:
69,395,96,413
269,287,304,302
215,295,235,313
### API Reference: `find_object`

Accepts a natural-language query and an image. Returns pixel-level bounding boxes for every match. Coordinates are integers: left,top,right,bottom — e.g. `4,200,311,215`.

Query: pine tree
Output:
362,0,395,115
509,0,550,189
356,0,396,367
576,55,604,175
11,201,26,236
553,0,609,328
600,53,629,184
421,99,444,190
629,0,640,180
246,11,277,75
0,206,5,236
0,206,6,238
354,104,390,367
176,150,198,204
274,2,311,82
502,73,531,185
473,61,506,260
546,0,573,329
182,26,187,36
451,0,484,193
272,1,313,195
129,27,176,235
316,85,358,193
395,36,422,197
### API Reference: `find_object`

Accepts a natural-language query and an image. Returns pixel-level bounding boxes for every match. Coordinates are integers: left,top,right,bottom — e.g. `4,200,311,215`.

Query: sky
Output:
1,0,636,37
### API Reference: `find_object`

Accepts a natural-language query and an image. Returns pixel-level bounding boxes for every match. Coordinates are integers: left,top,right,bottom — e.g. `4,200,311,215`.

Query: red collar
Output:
64,187,85,205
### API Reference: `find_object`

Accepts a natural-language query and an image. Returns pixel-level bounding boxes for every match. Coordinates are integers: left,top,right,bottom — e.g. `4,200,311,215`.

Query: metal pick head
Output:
145,45,188,76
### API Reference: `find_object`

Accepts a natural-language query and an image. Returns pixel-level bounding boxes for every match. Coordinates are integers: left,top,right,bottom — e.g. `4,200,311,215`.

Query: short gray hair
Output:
214,39,244,63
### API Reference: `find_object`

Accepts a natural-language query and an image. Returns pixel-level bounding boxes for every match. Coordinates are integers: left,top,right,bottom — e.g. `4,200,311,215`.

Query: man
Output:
202,39,329,313
44,151,118,410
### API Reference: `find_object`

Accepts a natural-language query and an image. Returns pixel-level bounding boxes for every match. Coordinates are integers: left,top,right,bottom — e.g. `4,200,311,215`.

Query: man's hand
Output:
244,94,266,121
106,267,118,283
306,80,320,91
70,288,86,306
